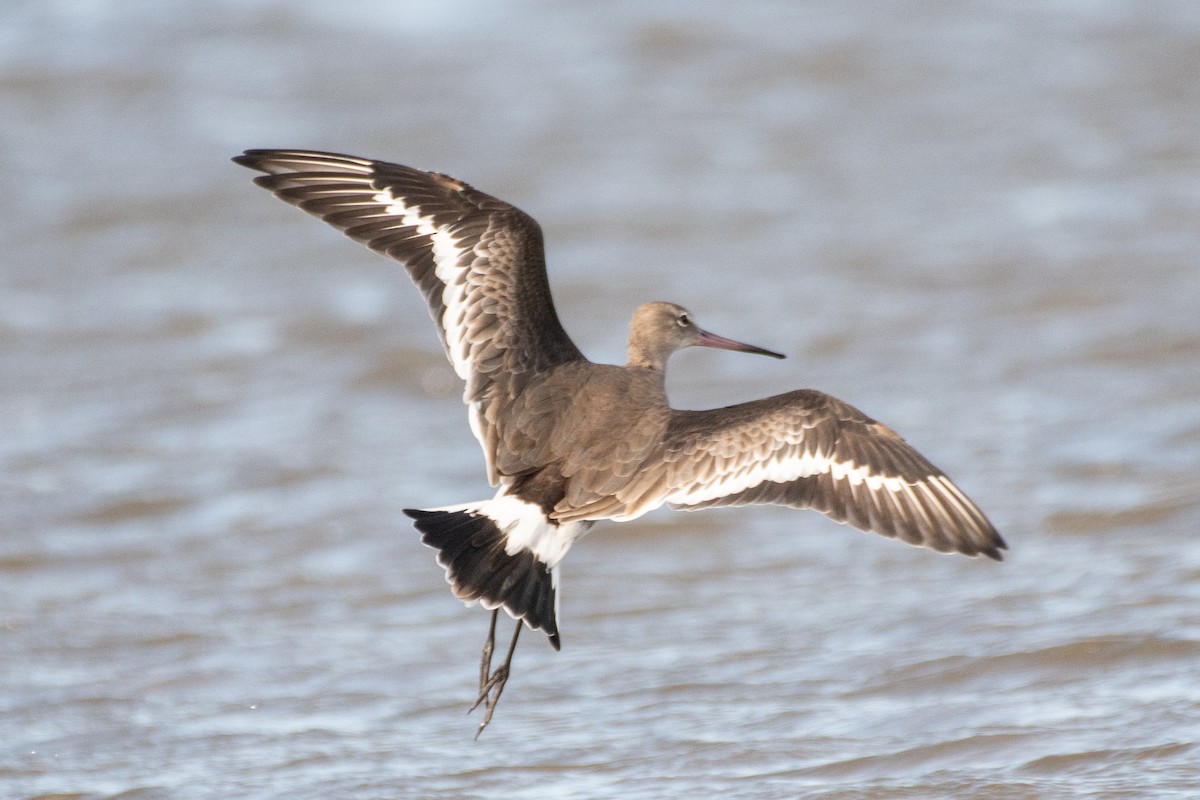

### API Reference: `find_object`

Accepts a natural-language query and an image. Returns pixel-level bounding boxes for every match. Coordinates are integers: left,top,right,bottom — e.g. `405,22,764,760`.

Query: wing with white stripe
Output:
234,150,585,481
652,390,1005,559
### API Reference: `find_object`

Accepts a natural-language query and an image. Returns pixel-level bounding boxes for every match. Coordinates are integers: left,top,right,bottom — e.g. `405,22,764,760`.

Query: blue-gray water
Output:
3,1,1199,798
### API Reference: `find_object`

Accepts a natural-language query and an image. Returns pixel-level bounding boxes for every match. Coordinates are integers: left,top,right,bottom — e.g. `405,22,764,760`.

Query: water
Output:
3,1,1199,797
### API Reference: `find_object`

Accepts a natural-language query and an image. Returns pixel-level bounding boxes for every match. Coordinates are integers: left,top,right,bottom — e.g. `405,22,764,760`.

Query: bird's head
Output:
627,301,785,369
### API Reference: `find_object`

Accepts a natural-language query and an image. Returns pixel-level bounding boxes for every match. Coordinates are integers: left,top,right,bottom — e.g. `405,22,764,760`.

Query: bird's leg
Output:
478,608,499,697
470,614,522,738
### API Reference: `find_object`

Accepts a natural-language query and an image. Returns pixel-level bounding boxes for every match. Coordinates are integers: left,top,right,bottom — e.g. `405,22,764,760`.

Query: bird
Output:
233,149,1005,737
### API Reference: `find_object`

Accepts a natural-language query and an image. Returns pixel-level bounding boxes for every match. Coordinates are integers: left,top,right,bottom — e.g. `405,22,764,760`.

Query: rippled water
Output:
3,1,1199,798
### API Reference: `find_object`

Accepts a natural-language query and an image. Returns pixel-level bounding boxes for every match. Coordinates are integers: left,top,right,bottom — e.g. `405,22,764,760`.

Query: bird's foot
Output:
469,662,510,739
469,611,522,739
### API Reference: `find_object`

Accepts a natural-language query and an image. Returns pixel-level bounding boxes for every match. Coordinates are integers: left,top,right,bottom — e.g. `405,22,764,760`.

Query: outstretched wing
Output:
623,390,1004,559
234,150,585,482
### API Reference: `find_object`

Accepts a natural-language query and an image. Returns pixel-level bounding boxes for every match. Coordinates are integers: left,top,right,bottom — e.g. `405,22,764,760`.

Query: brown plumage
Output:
234,149,1005,736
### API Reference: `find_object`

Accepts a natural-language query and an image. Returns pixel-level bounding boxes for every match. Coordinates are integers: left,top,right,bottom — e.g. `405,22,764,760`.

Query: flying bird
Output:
234,149,1005,737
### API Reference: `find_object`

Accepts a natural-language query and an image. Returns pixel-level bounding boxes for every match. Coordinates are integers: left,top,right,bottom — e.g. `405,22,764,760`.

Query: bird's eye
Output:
677,313,690,327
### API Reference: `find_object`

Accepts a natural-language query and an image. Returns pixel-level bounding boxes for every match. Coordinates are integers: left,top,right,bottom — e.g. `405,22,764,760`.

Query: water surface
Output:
2,1,1199,798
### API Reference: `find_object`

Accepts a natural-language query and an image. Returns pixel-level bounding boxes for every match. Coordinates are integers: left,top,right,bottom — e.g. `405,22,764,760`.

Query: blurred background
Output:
2,1,1198,798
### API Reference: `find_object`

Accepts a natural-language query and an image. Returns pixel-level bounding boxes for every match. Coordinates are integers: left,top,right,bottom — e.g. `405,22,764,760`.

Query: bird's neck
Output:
620,351,670,395
626,340,670,372
607,362,670,414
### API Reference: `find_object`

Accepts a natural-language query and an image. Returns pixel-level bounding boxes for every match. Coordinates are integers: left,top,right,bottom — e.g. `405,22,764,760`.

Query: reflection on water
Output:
3,1,1199,798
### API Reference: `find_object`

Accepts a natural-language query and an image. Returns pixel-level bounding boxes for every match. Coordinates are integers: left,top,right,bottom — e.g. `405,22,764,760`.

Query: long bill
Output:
696,329,786,359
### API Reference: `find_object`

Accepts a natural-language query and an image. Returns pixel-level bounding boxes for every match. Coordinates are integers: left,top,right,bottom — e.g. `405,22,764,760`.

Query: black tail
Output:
405,507,560,649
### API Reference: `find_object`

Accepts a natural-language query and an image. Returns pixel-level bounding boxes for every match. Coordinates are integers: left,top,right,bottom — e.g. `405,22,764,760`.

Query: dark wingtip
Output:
980,532,1008,562
232,150,274,172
